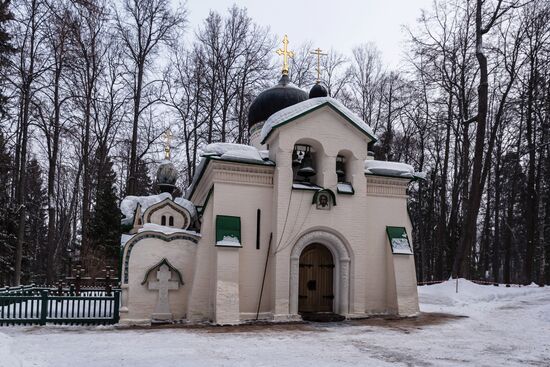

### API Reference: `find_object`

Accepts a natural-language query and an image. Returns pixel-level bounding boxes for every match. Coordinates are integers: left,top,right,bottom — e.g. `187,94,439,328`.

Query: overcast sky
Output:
184,0,433,67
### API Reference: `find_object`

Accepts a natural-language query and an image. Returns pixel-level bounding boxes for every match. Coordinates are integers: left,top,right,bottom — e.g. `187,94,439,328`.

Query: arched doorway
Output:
298,244,334,313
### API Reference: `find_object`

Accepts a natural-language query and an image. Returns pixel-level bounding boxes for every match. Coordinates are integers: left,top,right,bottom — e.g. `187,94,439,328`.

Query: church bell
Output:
292,147,302,167
336,155,345,182
297,151,316,180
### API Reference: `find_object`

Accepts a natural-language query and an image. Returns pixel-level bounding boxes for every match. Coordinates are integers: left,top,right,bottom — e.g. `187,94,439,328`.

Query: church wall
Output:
124,237,197,322
267,107,379,318
187,194,216,322
365,177,419,316
211,181,275,320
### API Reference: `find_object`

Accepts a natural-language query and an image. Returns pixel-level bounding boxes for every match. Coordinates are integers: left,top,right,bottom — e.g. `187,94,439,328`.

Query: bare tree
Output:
114,0,187,195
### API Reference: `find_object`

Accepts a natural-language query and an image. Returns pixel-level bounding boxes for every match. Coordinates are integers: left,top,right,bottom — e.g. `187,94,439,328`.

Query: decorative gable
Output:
143,198,195,230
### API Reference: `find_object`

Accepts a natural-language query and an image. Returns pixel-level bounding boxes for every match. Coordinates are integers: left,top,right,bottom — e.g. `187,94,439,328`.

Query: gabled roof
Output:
260,97,378,144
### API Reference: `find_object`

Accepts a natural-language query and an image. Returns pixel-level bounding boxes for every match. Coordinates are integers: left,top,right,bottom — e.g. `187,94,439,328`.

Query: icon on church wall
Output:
316,192,331,210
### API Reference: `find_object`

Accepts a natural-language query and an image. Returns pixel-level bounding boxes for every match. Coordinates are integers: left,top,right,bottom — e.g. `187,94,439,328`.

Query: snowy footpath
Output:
0,279,549,367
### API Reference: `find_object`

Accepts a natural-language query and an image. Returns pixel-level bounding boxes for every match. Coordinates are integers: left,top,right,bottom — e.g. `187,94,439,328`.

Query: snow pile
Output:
138,223,200,236
120,193,172,225
216,235,241,247
174,197,198,220
201,142,265,163
364,160,425,180
418,278,545,309
260,97,377,142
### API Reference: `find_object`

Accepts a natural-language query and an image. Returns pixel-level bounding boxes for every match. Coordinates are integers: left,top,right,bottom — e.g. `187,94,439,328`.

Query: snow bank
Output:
216,235,241,247
364,159,425,180
138,223,200,236
260,97,377,142
418,278,545,308
120,193,172,225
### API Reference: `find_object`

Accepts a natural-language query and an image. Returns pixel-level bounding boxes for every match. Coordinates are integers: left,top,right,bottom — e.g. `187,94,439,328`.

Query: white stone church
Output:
118,39,423,325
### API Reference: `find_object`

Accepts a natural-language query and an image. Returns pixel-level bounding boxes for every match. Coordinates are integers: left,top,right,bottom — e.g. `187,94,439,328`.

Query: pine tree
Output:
134,158,152,196
87,148,121,277
23,158,47,284
0,132,16,286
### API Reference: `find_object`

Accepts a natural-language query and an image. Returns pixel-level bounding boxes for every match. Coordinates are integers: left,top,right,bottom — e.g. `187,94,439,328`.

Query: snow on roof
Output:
260,97,377,143
364,160,425,180
120,192,172,225
174,197,198,219
138,223,200,236
120,193,198,226
202,142,258,157
202,142,266,163
186,143,273,199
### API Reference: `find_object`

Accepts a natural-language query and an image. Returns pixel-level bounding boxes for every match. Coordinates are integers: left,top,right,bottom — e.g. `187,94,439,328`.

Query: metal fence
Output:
0,285,120,326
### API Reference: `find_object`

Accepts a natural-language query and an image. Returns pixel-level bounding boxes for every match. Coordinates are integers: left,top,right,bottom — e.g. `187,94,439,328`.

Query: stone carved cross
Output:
148,264,179,320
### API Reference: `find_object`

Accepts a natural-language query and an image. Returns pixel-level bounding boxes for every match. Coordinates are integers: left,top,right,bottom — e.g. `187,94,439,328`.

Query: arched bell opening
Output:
336,149,354,184
298,243,334,314
292,138,324,186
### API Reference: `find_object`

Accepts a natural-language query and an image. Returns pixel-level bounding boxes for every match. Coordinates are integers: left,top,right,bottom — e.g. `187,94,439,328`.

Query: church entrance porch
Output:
298,243,334,314
289,230,351,319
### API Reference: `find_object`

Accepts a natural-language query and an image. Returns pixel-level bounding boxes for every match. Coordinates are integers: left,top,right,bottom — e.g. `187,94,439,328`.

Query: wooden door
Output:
298,244,334,313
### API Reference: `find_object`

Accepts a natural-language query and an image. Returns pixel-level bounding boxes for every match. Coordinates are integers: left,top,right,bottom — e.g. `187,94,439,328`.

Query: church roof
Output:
120,193,197,226
248,74,308,129
260,97,378,144
185,143,275,201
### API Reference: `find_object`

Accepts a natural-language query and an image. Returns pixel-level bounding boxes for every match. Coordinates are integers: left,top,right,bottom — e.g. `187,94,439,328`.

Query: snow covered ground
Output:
0,279,549,367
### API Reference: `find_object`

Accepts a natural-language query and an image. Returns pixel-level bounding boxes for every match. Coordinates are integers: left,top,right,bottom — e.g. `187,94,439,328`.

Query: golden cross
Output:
276,35,294,76
310,48,327,83
163,128,173,160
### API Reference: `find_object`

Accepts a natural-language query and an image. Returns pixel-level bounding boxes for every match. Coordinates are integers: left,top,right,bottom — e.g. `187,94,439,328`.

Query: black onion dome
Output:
309,83,328,98
156,160,178,193
248,74,308,129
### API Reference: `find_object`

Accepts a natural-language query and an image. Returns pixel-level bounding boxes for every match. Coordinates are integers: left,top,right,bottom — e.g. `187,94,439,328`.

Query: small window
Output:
215,215,241,247
161,215,166,226
169,216,174,227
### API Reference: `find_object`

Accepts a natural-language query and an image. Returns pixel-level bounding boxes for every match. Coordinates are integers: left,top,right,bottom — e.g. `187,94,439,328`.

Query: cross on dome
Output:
310,48,327,83
276,35,294,76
